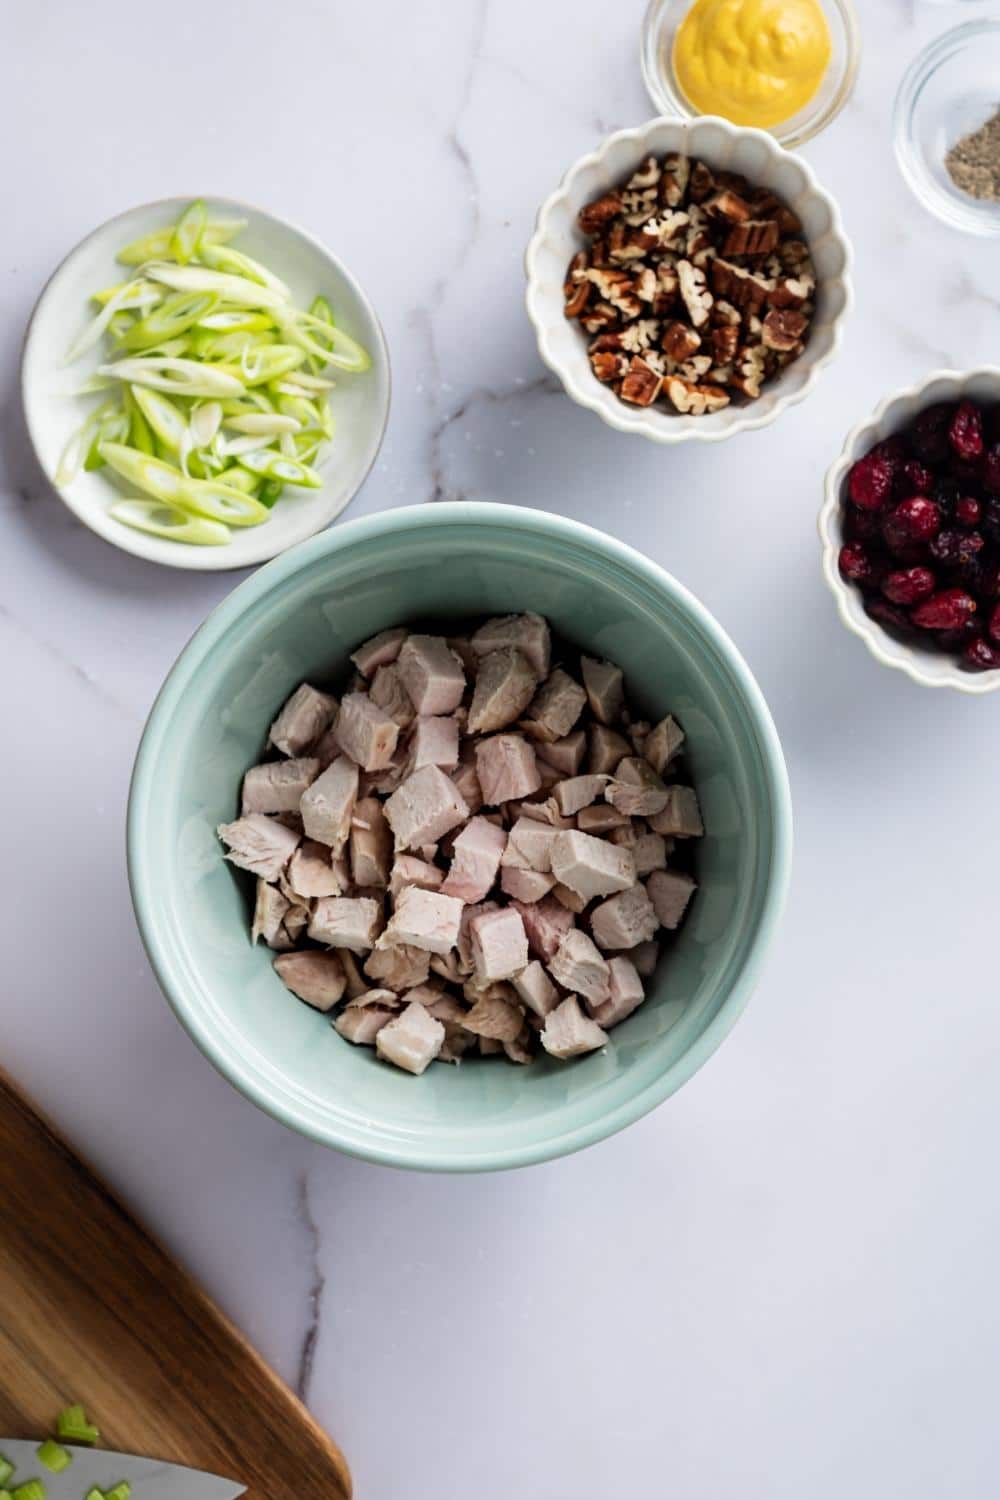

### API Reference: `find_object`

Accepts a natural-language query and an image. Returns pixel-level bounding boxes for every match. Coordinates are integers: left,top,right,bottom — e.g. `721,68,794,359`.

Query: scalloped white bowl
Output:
525,116,853,444
820,368,1000,695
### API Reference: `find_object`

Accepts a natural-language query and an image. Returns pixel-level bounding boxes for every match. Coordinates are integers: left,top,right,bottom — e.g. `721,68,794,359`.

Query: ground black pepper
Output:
945,107,1000,202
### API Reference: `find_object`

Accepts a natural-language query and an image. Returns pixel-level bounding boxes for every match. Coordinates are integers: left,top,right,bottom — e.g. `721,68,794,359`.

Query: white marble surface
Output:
3,2,999,1495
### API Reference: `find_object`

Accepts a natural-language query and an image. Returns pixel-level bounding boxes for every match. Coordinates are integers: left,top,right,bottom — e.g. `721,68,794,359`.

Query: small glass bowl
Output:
640,0,861,148
893,19,1000,238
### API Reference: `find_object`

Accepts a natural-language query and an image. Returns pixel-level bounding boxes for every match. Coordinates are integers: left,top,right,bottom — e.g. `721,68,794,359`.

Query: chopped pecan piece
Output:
711,298,741,327
661,319,702,362
608,222,649,263
621,187,659,225
590,349,627,384
710,258,773,316
578,191,623,236
619,356,663,407
626,154,660,190
723,218,780,257
652,262,679,314
709,322,739,364
642,211,690,251
705,189,752,223
730,344,767,400
620,318,660,353
635,265,658,303
778,239,813,274
768,274,816,309
761,307,807,352
660,152,690,207
676,354,713,381
580,301,619,335
564,279,591,318
589,332,625,353
687,160,715,202
677,259,713,328
664,377,730,415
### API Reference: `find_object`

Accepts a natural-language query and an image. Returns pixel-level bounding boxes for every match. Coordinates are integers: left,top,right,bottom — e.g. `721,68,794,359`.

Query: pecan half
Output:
710,258,773,316
761,308,808,352
723,219,780,257
620,356,663,407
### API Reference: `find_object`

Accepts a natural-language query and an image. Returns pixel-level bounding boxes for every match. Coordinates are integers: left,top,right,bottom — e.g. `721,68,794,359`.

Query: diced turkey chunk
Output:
268,683,338,757
441,816,507,903
590,883,659,950
350,797,393,888
552,882,588,913
646,869,697,929
364,941,430,991
511,894,575,961
476,734,541,806
643,715,685,775
450,745,483,815
554,774,608,817
241,757,320,816
334,693,400,773
512,960,559,1018
376,1001,445,1074
425,993,475,1062
541,996,608,1060
381,886,464,955
350,626,408,678
577,803,630,834
581,656,625,725
389,855,444,898
346,987,401,1010
397,635,466,716
548,928,611,1003
218,814,300,881
606,758,669,817
590,956,645,1029
335,1005,396,1045
408,715,460,770
273,951,346,1011
550,829,636,900
588,724,632,775
252,880,292,948
632,940,659,977
308,895,383,953
536,730,586,776
468,648,539,734
633,831,669,876
514,798,570,828
501,866,555,903
471,612,551,678
339,951,368,997
648,785,704,838
502,815,558,873
384,764,469,850
370,662,416,729
469,906,530,981
522,668,587,743
462,992,525,1042
300,756,359,854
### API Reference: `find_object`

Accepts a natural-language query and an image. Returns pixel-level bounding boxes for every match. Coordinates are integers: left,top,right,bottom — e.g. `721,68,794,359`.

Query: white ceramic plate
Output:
525,116,852,444
819,368,1000,694
21,196,391,570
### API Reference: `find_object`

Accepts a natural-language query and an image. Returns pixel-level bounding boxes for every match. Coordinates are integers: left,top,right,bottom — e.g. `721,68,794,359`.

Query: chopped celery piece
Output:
84,1490,104,1500
56,1405,99,1446
11,1483,46,1500
0,1458,12,1487
36,1443,70,1476
170,198,206,264
237,448,322,487
116,217,246,265
109,499,231,545
99,443,269,526
97,357,244,397
103,1485,131,1500
120,290,217,352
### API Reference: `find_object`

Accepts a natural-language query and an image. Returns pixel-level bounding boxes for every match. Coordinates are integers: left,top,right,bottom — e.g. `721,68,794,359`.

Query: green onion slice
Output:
99,442,269,525
116,217,246,265
64,279,155,364
119,290,218,352
143,261,287,310
199,242,291,299
109,499,231,545
97,357,244,397
169,199,206,264
237,448,323,487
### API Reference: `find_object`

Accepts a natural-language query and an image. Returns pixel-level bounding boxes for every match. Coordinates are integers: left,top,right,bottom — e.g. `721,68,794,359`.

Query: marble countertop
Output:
3,2,998,1496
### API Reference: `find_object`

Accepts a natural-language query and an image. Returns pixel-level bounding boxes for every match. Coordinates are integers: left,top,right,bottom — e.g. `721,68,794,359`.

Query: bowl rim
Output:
20,193,392,572
819,366,1000,695
127,501,794,1171
892,18,1000,240
639,0,862,148
524,114,854,446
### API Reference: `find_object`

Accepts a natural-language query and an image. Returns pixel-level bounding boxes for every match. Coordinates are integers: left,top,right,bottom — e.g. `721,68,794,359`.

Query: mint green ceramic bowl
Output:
128,504,791,1171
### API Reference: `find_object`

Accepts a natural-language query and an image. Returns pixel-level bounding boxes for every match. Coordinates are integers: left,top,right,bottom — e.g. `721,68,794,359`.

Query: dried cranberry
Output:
882,567,935,605
864,598,912,635
911,403,954,463
843,506,883,544
899,459,933,497
956,496,981,527
982,443,1000,495
848,452,894,511
838,543,878,586
882,497,941,554
982,499,1000,545
963,636,1000,670
929,528,985,570
949,400,984,462
989,603,1000,643
937,619,980,653
911,588,978,630
932,476,959,517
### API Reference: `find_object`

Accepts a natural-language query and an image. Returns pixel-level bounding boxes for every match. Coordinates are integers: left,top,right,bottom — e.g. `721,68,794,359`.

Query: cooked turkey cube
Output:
268,683,338,757
554,774,608,817
467,648,539,734
451,742,484,814
536,729,587,776
408,715,460,770
646,869,697,929
590,956,645,1029
521,668,587,743
475,734,541,806
500,866,555,903
241,757,320,816
397,635,466,716
501,814,558,873
643,715,685,775
576,803,631,834
388,854,444,898
273,950,347,1011
218,814,300,881
632,939,659,977
606,758,669,817
581,656,625,725
287,839,345,898
441,816,507,903
552,882,588,914
548,928,611,1003
376,1001,445,1074
471,612,551,678
588,724,632,775
462,992,525,1042
381,886,464,955
334,692,400,773
364,941,430,991
370,662,416,729
335,1004,396,1045
512,960,559,1018
300,756,359,854
633,831,669,876
550,829,636,900
348,796,393,889
350,626,408,679
469,906,530,981
590,884,659,950
384,764,469,851
648,785,704,838
511,893,575,962
308,895,383,953
252,880,292,949
541,996,608,1059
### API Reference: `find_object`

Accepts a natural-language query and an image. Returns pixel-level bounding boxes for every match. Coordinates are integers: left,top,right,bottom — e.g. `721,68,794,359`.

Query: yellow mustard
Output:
672,0,831,130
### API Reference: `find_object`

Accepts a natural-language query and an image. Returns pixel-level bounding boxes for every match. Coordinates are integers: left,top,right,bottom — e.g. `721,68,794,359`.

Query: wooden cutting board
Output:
0,1070,350,1499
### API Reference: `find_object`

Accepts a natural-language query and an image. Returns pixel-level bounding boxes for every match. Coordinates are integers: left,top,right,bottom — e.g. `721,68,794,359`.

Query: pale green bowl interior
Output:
128,504,791,1171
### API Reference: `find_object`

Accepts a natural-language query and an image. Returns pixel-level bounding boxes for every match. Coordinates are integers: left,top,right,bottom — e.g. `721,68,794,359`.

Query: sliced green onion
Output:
11,1482,46,1500
84,409,129,470
99,442,269,525
123,387,155,454
227,412,300,435
169,198,206,264
120,290,217,352
64,279,152,363
54,400,116,485
109,499,231,545
97,357,244,397
0,1458,13,1487
189,328,277,362
36,1444,70,1476
199,242,291,299
274,370,335,392
143,261,287,310
190,400,222,447
231,344,305,386
130,386,188,451
237,448,322,487
56,1405,99,1446
84,1490,104,1500
217,433,274,459
258,478,284,508
196,308,273,334
116,217,246,265
218,465,261,494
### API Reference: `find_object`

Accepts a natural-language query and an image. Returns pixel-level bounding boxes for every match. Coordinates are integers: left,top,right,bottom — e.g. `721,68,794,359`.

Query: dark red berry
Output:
937,619,980,652
911,588,978,631
929,528,984,570
848,452,894,511
838,543,877,585
911,403,953,463
865,598,912,635
982,443,1000,495
989,603,1000,644
883,497,941,554
964,636,1000,670
949,400,984,462
882,566,935,605
843,506,883,543
982,499,1000,545
899,459,933,497
932,476,959,517
956,496,981,527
